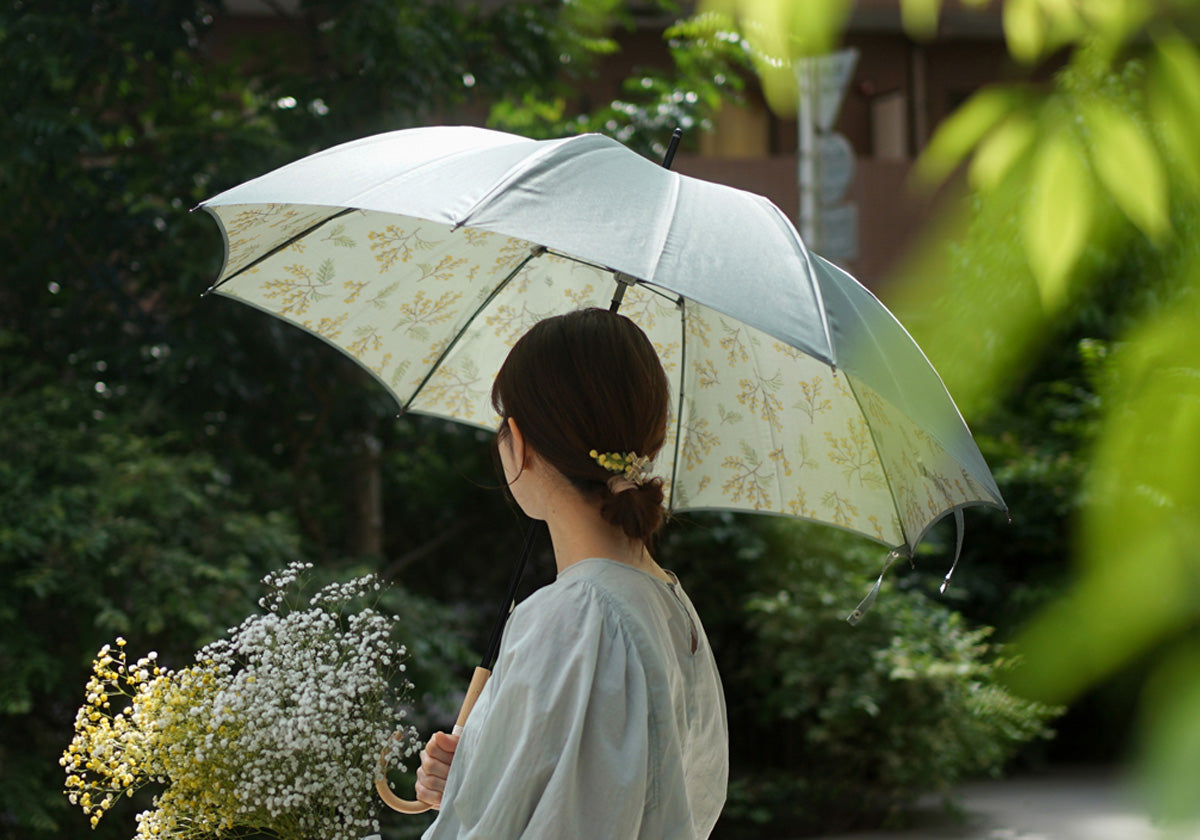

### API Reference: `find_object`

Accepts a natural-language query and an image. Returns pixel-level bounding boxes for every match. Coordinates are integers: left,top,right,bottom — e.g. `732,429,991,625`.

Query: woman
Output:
416,308,728,839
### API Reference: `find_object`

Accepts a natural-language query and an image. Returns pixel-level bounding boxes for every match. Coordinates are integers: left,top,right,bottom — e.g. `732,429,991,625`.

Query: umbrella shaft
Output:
481,519,538,669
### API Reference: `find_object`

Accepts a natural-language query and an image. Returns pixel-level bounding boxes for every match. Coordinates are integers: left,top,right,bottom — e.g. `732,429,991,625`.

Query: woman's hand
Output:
414,730,460,810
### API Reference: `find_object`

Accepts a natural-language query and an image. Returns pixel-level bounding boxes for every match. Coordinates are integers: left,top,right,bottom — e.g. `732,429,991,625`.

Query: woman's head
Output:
491,308,671,544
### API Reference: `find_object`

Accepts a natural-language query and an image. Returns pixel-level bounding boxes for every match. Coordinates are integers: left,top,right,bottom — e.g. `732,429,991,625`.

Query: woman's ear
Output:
506,417,528,469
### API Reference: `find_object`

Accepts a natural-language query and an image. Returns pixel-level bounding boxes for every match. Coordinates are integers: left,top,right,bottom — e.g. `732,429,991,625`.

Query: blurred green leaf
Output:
1003,0,1046,64
1011,291,1200,703
1039,0,1088,52
968,111,1038,192
699,0,852,115
1083,100,1170,240
1149,33,1200,188
1023,129,1094,309
1080,0,1153,47
1003,0,1098,65
900,0,941,40
913,86,1020,187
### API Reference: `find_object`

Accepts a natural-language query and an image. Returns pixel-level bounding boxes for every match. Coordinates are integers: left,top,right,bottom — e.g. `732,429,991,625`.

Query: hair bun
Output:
601,477,666,543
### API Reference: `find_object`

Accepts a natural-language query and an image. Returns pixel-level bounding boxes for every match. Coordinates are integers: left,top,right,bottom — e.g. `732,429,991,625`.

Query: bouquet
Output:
62,562,421,839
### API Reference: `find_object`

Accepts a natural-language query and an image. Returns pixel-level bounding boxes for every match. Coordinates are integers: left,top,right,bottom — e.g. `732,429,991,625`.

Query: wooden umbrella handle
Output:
376,666,492,814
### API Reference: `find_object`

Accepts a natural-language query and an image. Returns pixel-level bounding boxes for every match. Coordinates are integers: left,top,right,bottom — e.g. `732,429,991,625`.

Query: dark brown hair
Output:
491,308,671,544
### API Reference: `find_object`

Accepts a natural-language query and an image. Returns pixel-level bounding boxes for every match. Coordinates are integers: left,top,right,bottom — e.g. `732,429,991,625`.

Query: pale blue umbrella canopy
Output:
200,125,1005,590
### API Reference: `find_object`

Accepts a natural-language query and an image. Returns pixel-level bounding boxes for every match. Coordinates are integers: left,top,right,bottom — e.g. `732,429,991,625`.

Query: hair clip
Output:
589,450,651,486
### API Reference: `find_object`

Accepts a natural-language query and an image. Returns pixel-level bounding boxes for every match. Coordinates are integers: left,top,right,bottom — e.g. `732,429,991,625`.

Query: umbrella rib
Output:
400,246,546,415
666,299,688,511
203,207,356,293
841,374,912,555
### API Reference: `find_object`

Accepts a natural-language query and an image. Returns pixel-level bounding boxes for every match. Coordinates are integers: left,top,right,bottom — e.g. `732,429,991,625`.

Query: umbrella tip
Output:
661,128,683,170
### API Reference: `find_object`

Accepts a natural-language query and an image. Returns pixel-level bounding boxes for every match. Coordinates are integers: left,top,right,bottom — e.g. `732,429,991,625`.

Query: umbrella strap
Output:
846,508,967,625
939,508,966,594
846,551,901,626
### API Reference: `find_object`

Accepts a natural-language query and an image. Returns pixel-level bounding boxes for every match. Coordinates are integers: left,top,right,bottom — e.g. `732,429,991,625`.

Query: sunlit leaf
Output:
967,111,1038,192
780,0,851,56
912,87,1019,187
1149,33,1200,188
900,0,941,39
1080,0,1153,45
700,0,852,115
1022,129,1093,309
1083,101,1170,240
1003,0,1045,64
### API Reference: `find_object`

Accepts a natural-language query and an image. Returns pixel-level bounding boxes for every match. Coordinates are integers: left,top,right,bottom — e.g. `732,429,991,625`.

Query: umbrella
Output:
197,124,1006,809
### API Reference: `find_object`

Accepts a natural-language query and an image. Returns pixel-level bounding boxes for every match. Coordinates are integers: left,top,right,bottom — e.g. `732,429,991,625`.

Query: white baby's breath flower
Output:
62,561,420,840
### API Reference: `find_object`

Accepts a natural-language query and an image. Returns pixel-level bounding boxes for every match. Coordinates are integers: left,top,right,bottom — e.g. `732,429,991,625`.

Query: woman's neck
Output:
544,494,671,582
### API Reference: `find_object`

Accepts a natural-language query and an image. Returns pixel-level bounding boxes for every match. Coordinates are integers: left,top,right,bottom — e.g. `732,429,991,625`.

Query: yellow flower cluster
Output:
60,563,419,840
589,449,651,482
61,638,161,828
61,638,224,836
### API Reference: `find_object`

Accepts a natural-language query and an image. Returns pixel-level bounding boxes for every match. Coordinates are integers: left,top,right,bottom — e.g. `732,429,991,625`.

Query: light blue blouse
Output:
422,557,728,839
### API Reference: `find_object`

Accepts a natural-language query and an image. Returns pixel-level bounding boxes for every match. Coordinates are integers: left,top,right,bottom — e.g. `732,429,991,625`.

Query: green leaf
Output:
316,258,336,286
1080,0,1153,46
1149,33,1200,188
913,87,1019,187
1022,129,1093,309
1003,0,1045,64
968,111,1038,192
1038,0,1088,52
900,0,941,40
1082,101,1170,240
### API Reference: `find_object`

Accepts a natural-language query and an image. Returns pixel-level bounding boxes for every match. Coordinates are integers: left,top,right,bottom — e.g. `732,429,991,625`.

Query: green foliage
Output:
487,2,752,159
0,374,305,837
882,43,1200,766
0,3,749,836
661,516,1060,837
844,0,1200,823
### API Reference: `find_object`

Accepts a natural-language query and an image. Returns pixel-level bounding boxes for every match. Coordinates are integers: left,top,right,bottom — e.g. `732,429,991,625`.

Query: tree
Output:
0,2,744,836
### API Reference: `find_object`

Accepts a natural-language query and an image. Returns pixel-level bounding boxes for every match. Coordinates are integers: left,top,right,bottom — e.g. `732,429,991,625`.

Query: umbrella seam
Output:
453,135,583,230
811,256,1005,510
336,132,534,214
645,172,682,285
792,219,836,366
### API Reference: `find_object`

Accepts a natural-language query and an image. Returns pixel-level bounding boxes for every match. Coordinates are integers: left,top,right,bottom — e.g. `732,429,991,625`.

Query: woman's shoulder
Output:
511,558,687,650
511,559,628,626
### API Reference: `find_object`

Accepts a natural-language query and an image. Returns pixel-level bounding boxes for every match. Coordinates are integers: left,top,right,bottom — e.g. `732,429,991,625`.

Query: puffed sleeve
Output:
426,579,651,840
